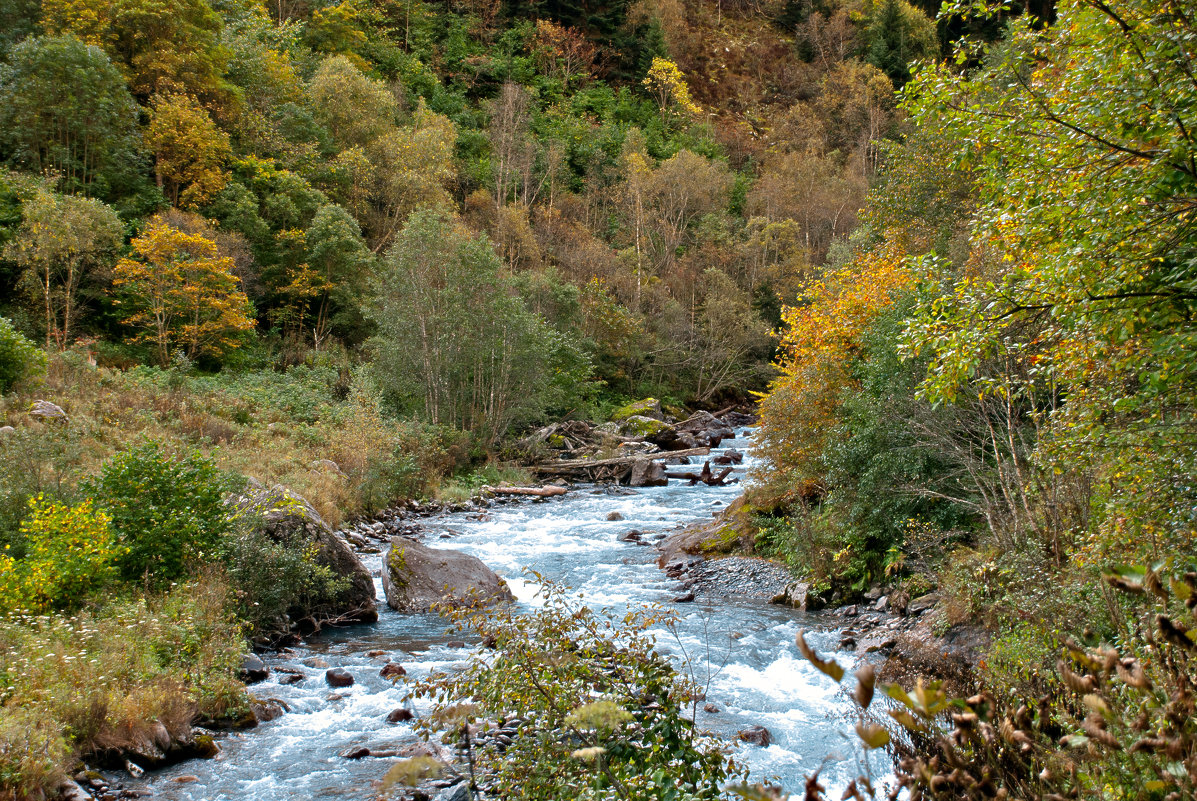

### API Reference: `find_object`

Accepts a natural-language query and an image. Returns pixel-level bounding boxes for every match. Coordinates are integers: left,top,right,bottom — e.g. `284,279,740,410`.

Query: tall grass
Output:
0,579,246,799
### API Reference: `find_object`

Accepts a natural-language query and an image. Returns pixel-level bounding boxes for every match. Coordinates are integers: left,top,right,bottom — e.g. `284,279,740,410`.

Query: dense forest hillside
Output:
2,0,1195,798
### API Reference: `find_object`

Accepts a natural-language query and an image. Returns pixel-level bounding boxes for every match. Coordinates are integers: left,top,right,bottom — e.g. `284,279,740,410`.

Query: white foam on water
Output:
715,653,841,705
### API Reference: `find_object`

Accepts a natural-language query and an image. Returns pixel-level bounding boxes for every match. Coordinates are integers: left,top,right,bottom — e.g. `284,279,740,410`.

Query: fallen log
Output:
530,447,711,474
483,485,568,498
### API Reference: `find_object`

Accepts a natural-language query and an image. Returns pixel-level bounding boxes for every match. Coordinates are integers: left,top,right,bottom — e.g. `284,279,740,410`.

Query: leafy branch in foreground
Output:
773,565,1197,801
408,576,740,801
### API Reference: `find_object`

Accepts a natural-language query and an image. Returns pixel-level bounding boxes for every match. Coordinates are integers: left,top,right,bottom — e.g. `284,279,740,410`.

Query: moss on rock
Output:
611,398,663,423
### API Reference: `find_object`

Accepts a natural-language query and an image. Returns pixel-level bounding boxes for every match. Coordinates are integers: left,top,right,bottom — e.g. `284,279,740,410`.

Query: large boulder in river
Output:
618,414,672,440
675,411,736,448
233,482,377,626
383,538,515,613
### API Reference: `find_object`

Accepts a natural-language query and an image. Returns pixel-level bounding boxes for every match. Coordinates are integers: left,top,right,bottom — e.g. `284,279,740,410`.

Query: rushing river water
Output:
137,431,880,799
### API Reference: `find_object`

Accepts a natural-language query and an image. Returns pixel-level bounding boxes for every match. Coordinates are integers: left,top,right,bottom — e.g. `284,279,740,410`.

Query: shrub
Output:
0,495,122,615
0,316,45,393
412,578,739,801
224,530,347,641
86,441,235,588
788,565,1197,801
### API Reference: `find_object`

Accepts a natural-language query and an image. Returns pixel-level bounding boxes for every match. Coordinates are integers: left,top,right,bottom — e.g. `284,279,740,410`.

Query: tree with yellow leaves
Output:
753,241,913,501
143,93,231,209
642,56,701,120
113,215,254,365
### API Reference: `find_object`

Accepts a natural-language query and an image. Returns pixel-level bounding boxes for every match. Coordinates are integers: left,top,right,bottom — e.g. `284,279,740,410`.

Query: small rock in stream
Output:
380,662,407,679
738,725,772,747
325,667,354,687
239,653,269,684
386,708,415,723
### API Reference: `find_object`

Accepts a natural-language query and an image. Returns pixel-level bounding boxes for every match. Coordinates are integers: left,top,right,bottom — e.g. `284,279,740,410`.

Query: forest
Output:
1,0,1194,798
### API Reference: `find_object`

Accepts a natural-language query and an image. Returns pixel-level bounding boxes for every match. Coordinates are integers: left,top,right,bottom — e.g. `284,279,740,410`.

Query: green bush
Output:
224,530,347,640
0,316,45,393
85,441,236,587
413,578,738,801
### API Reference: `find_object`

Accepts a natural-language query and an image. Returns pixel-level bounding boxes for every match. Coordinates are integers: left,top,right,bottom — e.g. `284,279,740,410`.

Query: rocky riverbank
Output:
654,518,990,686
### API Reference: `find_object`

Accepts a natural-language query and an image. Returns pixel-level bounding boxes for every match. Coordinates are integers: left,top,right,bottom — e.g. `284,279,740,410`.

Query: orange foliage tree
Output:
753,241,913,503
113,216,254,365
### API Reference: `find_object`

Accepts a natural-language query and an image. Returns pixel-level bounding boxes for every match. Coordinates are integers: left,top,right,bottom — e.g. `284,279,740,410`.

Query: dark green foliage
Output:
0,35,146,201
864,0,938,86
224,528,346,639
0,0,41,54
86,441,236,587
823,294,973,552
0,315,44,393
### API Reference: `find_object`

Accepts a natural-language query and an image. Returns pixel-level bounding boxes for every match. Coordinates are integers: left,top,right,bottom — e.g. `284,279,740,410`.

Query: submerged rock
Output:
382,538,515,613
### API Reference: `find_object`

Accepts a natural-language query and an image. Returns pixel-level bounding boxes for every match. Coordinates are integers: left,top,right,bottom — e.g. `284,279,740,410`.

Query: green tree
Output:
902,0,1197,565
864,0,938,87
370,209,568,445
303,202,372,348
4,188,124,349
0,35,143,198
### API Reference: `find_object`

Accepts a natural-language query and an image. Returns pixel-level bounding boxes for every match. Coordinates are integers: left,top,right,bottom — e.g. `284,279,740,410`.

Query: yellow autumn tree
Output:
113,215,254,366
642,57,701,119
143,93,231,209
753,241,913,503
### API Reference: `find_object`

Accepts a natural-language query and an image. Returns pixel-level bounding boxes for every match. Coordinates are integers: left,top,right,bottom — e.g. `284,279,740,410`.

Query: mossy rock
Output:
611,398,663,423
618,415,671,439
699,525,740,554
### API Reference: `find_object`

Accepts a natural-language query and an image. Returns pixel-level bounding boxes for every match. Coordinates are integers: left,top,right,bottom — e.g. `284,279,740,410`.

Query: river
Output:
136,430,880,799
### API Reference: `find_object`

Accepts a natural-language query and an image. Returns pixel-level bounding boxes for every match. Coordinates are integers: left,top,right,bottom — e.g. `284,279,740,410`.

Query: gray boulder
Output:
233,483,377,626
383,538,515,613
628,459,667,487
29,400,68,423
